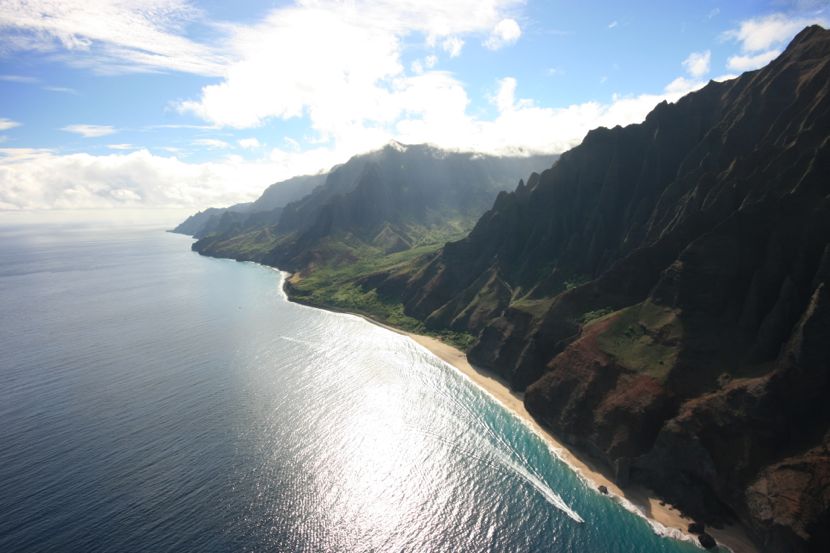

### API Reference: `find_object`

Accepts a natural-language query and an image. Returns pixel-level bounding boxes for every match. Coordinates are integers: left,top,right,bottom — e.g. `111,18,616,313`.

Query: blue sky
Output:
0,0,827,210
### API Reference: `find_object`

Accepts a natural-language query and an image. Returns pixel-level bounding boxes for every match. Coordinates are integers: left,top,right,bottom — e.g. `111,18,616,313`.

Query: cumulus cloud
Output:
493,77,518,112
177,0,522,135
107,143,135,150
62,124,116,137
726,49,782,71
0,0,748,211
682,50,711,78
237,138,261,149
0,146,348,210
1,67,717,211
484,18,522,50
442,36,464,57
0,118,21,131
664,76,704,94
723,12,828,53
393,72,710,155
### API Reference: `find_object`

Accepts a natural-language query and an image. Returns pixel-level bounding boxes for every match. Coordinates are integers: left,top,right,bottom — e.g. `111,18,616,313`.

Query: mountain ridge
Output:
188,143,555,272
361,25,830,551
177,143,555,346
171,172,327,239
175,26,829,551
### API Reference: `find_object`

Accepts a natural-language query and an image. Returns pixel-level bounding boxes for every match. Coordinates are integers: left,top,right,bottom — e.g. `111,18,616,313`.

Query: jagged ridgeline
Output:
366,26,830,552
190,144,554,268
175,144,555,337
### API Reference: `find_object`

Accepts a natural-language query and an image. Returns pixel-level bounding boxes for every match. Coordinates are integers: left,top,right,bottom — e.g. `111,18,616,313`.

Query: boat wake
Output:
417,382,585,524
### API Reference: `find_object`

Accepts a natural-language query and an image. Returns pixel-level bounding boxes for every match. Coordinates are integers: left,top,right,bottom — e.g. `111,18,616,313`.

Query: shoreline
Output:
401,331,758,553
275,268,758,552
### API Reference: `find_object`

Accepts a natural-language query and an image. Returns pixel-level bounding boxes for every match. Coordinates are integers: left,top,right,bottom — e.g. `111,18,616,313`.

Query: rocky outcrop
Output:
366,26,830,551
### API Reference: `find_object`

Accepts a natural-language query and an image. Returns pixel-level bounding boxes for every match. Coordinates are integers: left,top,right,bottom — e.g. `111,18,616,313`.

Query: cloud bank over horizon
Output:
0,2,826,210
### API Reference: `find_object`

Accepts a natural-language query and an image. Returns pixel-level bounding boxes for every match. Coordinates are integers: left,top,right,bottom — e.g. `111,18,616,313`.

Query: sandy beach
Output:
400,330,760,553
279,271,758,553
322,300,760,553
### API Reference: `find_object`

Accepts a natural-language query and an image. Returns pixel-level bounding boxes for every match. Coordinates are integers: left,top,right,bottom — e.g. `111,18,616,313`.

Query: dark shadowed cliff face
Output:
192,143,554,271
368,26,830,551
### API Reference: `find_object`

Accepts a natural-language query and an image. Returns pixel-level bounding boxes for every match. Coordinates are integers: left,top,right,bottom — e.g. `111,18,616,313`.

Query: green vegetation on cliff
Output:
283,241,477,350
177,28,830,552
361,26,830,553
181,143,552,350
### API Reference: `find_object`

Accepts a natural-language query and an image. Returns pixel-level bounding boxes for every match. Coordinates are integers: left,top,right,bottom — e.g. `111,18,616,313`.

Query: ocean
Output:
0,217,708,552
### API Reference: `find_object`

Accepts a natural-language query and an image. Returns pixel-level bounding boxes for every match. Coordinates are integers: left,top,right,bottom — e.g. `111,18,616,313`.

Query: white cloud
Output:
0,145,351,210
43,86,78,94
664,76,705,94
192,138,231,149
493,77,517,112
442,36,464,57
0,68,717,211
484,18,522,50
682,50,711,78
393,73,710,156
411,54,438,75
237,138,261,149
0,118,21,131
0,0,744,210
0,74,38,83
62,124,116,137
608,20,618,29
0,0,227,75
107,143,135,150
723,13,828,53
726,49,781,71
178,0,522,133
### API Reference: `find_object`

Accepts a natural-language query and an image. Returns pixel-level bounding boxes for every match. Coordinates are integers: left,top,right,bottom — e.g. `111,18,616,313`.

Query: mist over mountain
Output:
188,143,555,272
172,173,327,239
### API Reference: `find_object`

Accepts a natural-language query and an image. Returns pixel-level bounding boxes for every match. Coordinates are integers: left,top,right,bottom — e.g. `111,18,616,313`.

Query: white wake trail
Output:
493,449,585,523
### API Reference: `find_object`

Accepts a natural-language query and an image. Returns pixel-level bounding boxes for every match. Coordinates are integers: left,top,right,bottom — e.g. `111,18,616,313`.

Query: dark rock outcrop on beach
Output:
364,26,830,551
698,532,717,550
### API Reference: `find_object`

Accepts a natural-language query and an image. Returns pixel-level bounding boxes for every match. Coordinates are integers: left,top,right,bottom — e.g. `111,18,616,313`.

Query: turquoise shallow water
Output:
0,219,708,552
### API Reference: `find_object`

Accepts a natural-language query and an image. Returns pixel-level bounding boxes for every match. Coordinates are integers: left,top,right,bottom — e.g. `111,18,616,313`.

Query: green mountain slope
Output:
179,143,554,343
362,26,830,552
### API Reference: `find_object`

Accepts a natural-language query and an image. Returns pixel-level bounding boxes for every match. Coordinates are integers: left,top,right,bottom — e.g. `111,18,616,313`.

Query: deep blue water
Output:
0,219,707,552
